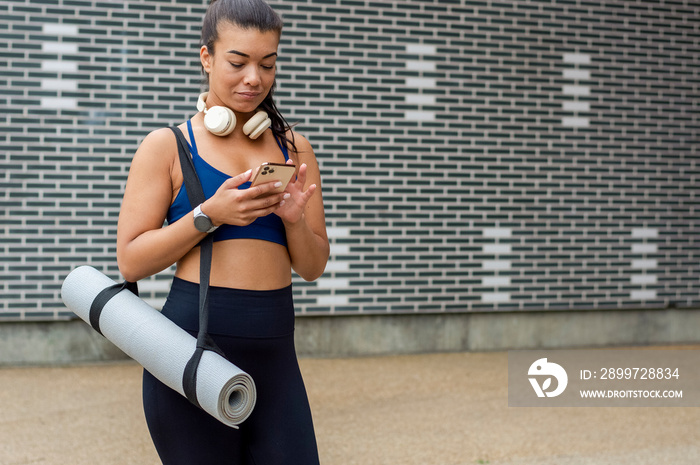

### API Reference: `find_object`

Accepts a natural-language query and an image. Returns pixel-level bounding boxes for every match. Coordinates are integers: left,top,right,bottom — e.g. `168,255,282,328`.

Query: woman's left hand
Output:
274,159,317,225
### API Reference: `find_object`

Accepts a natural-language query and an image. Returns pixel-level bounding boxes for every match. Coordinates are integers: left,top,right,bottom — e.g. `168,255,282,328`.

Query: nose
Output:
242,66,261,87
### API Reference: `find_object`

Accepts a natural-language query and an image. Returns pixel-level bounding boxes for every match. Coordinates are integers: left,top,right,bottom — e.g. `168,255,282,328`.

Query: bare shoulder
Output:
134,127,178,163
285,130,316,165
128,127,180,179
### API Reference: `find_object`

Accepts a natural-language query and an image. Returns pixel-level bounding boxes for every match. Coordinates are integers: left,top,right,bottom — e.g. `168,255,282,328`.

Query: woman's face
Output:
201,22,279,115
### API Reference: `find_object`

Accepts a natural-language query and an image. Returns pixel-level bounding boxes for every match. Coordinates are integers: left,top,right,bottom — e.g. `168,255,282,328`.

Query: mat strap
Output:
89,280,139,336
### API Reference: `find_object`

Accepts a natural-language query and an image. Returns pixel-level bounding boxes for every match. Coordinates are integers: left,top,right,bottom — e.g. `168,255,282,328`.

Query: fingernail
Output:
274,181,283,188
245,169,252,176
279,200,285,207
283,193,291,199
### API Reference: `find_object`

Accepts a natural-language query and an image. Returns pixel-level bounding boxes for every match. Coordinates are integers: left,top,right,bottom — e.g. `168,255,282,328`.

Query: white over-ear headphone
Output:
196,92,272,139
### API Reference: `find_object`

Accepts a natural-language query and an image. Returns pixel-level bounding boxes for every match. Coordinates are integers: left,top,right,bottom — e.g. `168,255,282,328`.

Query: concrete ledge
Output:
0,320,129,366
2,308,699,365
293,307,700,357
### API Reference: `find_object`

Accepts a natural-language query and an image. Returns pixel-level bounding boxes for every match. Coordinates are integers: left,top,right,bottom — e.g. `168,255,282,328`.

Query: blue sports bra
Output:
166,120,289,247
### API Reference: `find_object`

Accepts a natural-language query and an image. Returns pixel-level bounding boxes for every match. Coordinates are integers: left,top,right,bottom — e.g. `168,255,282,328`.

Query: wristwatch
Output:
193,204,218,233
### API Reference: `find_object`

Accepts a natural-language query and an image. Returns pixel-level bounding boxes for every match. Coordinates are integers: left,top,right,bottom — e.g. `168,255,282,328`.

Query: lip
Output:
237,91,261,99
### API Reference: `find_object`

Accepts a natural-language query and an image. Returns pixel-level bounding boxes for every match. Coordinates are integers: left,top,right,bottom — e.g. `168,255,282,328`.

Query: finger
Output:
253,200,284,219
301,183,317,203
251,192,286,211
222,169,253,189
248,180,285,199
293,163,307,187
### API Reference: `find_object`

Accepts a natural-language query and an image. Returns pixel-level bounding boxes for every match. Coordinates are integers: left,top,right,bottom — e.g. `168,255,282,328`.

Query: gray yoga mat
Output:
61,265,256,428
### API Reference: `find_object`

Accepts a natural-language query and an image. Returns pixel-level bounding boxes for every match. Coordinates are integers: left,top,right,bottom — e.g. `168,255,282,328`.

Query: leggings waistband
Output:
160,277,295,338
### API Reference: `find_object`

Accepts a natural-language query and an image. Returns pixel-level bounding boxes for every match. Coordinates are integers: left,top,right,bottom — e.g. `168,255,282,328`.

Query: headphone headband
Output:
196,92,271,139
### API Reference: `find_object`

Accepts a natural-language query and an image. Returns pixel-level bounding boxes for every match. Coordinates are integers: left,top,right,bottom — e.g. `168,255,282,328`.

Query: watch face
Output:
194,214,213,232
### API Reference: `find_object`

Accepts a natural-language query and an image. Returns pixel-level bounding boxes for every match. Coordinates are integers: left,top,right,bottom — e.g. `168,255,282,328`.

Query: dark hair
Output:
200,0,297,153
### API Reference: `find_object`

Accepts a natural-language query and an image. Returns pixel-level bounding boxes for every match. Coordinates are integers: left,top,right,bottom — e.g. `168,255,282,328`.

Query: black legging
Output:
142,277,320,465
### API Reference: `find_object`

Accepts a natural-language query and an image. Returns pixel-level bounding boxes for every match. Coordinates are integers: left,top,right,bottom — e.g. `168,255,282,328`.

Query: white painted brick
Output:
316,278,350,289
406,60,436,71
482,260,512,271
631,290,657,300
563,69,590,80
482,276,511,286
563,53,591,64
562,117,590,127
563,85,590,96
405,77,437,88
483,228,512,238
42,42,79,54
482,292,511,303
324,261,350,272
41,60,78,72
406,44,437,54
41,79,78,91
43,24,79,35
405,110,436,121
317,295,350,306
326,227,350,238
632,259,658,269
632,243,658,254
631,275,657,285
563,101,590,111
330,244,350,255
40,97,78,109
137,279,172,293
632,228,659,238
483,244,511,254
406,94,436,105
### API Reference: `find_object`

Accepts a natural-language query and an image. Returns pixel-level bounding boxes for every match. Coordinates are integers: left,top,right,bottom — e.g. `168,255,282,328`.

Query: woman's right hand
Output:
201,169,288,227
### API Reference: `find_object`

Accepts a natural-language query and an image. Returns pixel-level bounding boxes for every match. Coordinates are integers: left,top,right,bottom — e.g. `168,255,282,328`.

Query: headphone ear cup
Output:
249,117,271,140
203,106,236,136
243,111,272,140
196,92,209,113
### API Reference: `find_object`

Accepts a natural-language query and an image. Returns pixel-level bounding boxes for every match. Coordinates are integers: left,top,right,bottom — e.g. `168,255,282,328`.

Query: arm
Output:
117,128,286,282
117,129,206,282
275,133,330,281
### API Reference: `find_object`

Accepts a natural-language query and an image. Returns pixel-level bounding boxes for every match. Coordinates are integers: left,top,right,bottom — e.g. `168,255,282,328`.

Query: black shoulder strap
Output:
170,127,205,210
169,126,225,410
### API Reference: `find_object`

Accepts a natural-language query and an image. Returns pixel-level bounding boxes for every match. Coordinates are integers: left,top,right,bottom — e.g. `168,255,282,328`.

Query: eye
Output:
230,63,244,68
261,64,275,70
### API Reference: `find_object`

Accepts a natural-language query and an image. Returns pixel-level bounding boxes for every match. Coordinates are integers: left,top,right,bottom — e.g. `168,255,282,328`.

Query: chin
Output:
233,99,263,112
234,107,260,117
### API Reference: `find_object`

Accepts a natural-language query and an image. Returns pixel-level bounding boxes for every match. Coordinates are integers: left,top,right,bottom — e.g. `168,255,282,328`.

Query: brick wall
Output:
1,0,698,320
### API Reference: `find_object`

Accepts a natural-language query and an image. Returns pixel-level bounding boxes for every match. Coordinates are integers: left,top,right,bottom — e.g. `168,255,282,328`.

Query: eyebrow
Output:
227,50,278,59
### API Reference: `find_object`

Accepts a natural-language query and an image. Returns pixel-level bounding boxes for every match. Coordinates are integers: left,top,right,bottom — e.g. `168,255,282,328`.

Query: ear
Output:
200,45,213,74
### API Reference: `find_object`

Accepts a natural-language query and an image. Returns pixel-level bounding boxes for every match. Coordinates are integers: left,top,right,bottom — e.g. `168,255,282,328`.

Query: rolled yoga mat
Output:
61,265,256,428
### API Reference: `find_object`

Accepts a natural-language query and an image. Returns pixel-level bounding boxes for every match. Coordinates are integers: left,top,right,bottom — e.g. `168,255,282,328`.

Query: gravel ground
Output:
1,347,698,465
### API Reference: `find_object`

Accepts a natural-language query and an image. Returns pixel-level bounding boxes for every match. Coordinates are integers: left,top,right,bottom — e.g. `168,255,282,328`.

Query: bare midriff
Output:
175,239,292,290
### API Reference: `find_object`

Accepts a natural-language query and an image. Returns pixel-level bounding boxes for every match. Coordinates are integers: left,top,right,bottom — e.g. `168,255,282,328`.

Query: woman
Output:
116,0,328,463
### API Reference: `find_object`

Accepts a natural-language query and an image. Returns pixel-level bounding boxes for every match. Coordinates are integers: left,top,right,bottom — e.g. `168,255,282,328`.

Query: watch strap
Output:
193,204,218,233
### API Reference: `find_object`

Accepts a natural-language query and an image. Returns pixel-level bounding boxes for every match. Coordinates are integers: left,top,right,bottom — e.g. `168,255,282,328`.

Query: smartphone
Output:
250,162,296,193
